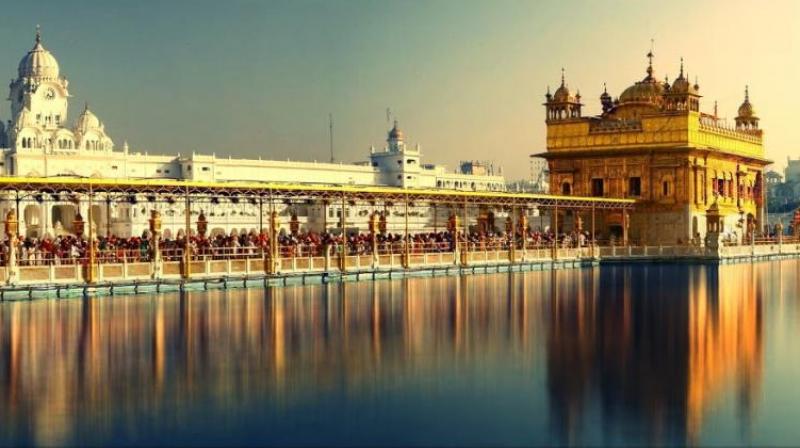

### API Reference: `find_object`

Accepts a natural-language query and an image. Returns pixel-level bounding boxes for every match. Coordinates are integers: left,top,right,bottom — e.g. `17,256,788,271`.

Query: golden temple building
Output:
536,50,771,244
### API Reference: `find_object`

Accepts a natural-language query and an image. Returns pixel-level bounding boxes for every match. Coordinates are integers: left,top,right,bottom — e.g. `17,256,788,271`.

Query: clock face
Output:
44,88,55,100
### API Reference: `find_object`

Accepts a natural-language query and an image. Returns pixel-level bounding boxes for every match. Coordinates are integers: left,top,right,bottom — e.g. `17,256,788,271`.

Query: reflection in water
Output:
0,262,795,446
545,265,764,445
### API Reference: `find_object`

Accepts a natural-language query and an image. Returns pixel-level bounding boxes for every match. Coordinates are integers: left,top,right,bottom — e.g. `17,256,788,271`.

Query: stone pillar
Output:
85,195,97,284
339,193,347,272
402,196,410,269
40,203,50,238
448,212,460,265
461,202,469,267
181,190,192,279
150,210,163,279
369,211,379,267
622,210,629,246
506,207,515,263
518,208,528,260
552,204,559,260
268,210,279,274
5,210,19,285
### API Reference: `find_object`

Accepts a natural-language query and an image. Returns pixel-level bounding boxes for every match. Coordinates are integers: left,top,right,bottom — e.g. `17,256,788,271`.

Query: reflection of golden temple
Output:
545,264,765,444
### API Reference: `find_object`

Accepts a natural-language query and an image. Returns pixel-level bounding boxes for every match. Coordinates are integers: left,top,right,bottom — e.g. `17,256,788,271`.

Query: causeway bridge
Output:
0,177,794,299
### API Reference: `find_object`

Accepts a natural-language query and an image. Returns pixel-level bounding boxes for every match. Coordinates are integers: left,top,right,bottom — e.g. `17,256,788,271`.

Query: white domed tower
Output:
9,27,70,132
73,102,114,151
369,121,422,188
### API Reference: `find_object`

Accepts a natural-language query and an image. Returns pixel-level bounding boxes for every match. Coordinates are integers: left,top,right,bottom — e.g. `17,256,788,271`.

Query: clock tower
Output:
9,27,70,130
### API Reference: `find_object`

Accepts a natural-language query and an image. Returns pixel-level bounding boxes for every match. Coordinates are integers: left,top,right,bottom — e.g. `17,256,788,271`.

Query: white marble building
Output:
0,30,506,239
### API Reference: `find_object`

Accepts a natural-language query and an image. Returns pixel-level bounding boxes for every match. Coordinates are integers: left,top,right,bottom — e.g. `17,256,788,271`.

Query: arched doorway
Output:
23,204,42,238
52,204,78,236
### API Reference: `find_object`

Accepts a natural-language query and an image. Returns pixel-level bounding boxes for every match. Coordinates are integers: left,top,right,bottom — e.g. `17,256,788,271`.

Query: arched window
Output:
561,182,571,195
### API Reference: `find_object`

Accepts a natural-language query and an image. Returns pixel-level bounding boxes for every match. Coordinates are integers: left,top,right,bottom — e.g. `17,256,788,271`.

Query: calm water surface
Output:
2,261,800,446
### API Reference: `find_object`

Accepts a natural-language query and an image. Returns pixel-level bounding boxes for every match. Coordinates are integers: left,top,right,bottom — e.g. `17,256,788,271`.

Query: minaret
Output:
544,68,582,121
387,120,405,152
735,85,759,131
600,82,613,114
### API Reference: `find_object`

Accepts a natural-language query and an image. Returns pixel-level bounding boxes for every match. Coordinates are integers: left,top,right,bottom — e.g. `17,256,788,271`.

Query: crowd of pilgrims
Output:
5,228,592,266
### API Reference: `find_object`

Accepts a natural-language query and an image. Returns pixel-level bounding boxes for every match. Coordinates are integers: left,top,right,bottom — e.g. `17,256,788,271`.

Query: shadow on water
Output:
0,261,797,446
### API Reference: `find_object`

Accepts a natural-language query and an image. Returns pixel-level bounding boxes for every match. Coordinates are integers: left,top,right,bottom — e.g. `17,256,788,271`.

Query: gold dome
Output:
670,59,699,96
553,84,571,102
552,69,575,103
619,80,664,104
737,86,756,118
618,50,664,106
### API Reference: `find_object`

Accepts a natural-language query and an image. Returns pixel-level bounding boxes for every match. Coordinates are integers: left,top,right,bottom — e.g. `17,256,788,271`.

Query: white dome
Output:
18,30,60,80
74,103,102,133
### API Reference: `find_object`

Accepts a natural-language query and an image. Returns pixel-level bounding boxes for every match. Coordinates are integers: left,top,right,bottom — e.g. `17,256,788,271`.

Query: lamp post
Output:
149,210,162,278
5,210,19,285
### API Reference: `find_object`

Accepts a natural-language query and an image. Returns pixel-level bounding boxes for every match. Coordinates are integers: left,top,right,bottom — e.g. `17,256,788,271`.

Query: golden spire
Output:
560,67,565,87
646,39,654,79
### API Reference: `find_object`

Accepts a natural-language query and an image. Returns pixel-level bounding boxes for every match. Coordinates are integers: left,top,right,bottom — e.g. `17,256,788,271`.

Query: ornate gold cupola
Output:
664,58,701,112
544,68,582,122
735,85,760,132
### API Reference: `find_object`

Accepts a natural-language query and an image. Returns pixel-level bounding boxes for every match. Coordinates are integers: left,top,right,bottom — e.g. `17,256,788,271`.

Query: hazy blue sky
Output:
0,0,797,179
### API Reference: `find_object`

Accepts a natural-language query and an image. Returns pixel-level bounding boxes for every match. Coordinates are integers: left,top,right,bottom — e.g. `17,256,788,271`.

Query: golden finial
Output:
646,39,655,77
679,57,684,78
560,67,565,87
744,85,750,102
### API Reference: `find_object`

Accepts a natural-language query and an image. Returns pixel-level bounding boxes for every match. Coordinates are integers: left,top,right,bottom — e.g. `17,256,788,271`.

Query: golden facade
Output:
538,56,771,244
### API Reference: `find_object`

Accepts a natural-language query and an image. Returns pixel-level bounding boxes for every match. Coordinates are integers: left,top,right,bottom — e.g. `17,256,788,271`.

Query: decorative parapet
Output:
698,118,762,145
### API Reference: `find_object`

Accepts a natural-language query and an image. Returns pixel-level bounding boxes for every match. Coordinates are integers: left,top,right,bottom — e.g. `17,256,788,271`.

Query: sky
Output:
0,0,797,180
